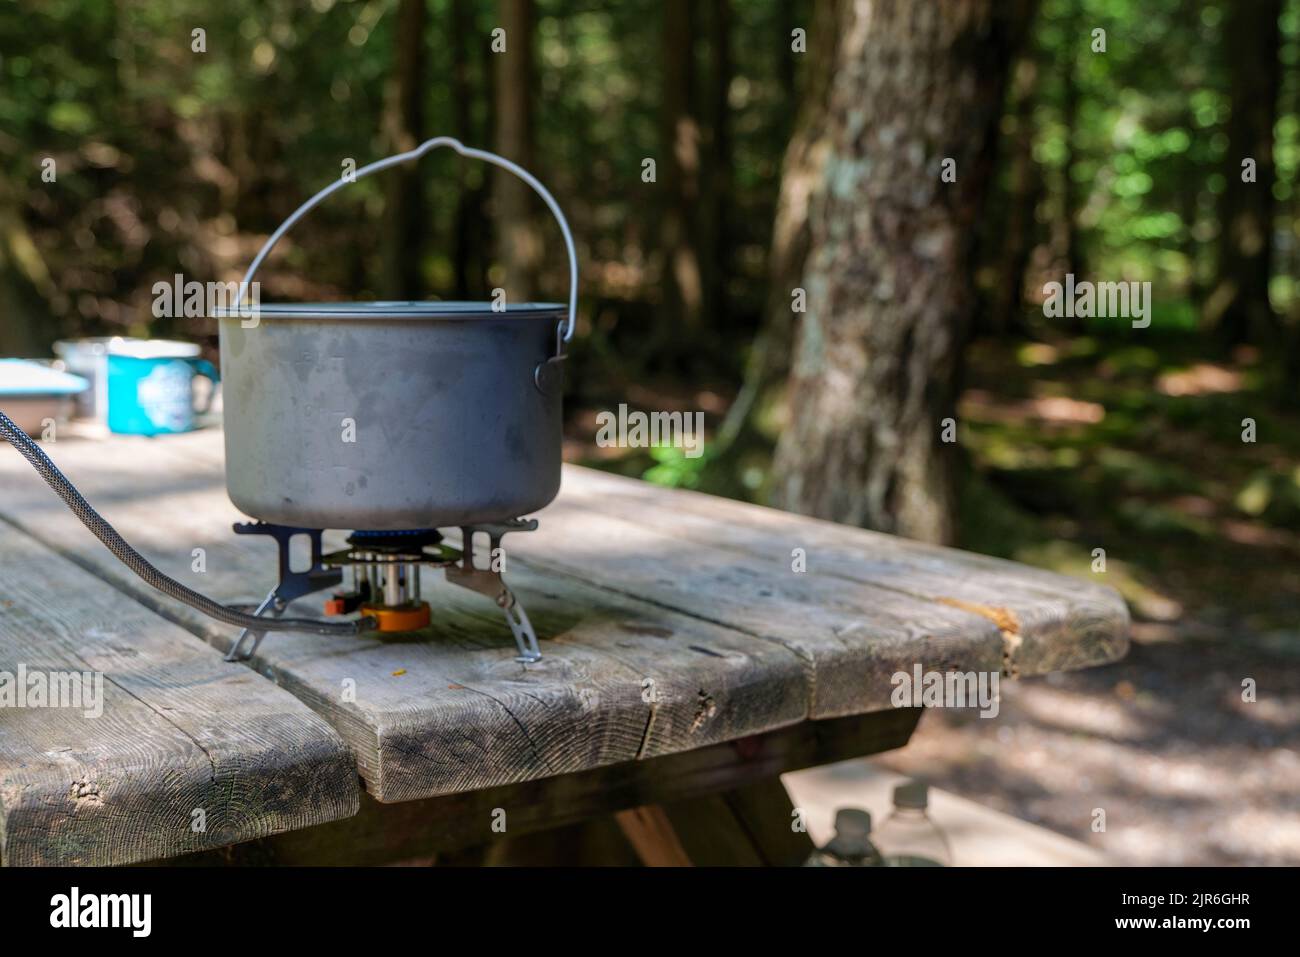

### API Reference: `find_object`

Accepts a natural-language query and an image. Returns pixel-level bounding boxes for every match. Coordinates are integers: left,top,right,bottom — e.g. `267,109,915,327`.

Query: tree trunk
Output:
0,204,56,356
775,0,799,105
701,0,732,335
715,0,842,453
1059,6,1083,304
380,0,426,300
770,0,1021,545
988,50,1043,338
1206,0,1282,345
658,0,703,341
451,0,489,299
494,0,540,301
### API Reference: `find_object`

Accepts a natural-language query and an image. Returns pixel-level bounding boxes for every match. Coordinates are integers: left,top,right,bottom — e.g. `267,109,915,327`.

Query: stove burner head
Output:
346,528,444,552
331,529,458,568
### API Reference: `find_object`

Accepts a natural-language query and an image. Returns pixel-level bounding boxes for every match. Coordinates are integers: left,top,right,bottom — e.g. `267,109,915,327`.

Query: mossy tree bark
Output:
770,0,1022,545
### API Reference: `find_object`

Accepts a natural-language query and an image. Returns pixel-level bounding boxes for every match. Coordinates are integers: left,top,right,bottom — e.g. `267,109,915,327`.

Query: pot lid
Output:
212,300,566,320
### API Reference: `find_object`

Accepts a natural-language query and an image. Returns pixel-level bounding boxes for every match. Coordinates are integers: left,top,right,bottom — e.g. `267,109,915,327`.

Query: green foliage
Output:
1017,0,1230,323
641,444,708,489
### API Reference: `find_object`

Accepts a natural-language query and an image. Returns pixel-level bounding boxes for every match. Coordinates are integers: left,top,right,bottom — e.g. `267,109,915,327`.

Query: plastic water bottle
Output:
804,808,884,867
874,780,952,866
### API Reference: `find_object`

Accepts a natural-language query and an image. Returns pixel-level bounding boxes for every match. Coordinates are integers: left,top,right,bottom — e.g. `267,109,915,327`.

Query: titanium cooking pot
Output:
214,137,577,531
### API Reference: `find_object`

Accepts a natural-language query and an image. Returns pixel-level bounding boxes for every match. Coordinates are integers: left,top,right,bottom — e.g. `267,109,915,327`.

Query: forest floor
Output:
571,333,1300,866
885,337,1300,866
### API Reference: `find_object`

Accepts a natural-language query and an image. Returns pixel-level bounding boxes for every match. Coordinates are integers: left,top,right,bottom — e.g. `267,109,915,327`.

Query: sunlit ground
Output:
902,336,1300,866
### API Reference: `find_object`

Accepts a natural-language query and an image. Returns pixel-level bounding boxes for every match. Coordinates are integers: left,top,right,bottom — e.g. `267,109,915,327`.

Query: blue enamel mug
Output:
105,342,219,435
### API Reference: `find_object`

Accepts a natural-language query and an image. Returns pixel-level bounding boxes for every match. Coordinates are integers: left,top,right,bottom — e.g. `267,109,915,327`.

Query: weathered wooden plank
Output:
555,466,1131,676
0,523,358,866
0,433,811,801
159,708,921,865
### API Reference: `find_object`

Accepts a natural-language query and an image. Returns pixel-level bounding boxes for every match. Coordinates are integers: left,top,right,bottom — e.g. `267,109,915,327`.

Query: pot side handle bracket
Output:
445,519,542,663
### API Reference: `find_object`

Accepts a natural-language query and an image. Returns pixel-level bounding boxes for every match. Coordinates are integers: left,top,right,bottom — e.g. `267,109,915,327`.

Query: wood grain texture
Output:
0,428,1127,805
556,466,1131,678
508,503,1006,717
0,524,358,866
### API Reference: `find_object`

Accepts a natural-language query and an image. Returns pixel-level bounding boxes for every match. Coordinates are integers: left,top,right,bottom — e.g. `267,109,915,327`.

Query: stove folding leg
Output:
226,522,343,660
497,584,541,663
224,587,288,662
446,521,543,663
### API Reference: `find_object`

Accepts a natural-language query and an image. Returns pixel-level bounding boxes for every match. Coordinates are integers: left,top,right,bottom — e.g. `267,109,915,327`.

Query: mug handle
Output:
185,357,220,414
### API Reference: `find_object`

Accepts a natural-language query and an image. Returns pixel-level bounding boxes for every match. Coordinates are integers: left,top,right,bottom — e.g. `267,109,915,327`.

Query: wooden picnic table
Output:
0,425,1128,865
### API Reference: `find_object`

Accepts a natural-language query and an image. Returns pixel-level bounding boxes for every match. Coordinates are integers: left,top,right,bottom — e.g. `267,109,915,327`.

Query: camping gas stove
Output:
224,519,541,664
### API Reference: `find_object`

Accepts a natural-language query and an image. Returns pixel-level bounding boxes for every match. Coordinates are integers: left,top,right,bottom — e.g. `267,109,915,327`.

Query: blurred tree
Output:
450,0,490,299
1057,2,1085,337
0,197,55,355
1206,0,1283,344
714,0,841,457
495,0,540,300
658,0,703,343
770,0,1027,545
380,0,427,300
987,50,1044,337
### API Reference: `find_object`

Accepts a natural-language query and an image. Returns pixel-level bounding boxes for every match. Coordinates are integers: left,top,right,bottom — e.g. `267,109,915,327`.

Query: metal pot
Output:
214,137,577,531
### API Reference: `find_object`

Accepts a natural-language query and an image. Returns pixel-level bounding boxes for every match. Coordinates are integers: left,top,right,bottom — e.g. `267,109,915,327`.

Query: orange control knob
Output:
360,601,432,633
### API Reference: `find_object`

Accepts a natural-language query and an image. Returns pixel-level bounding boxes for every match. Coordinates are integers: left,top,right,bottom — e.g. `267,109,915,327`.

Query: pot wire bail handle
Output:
232,135,579,348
